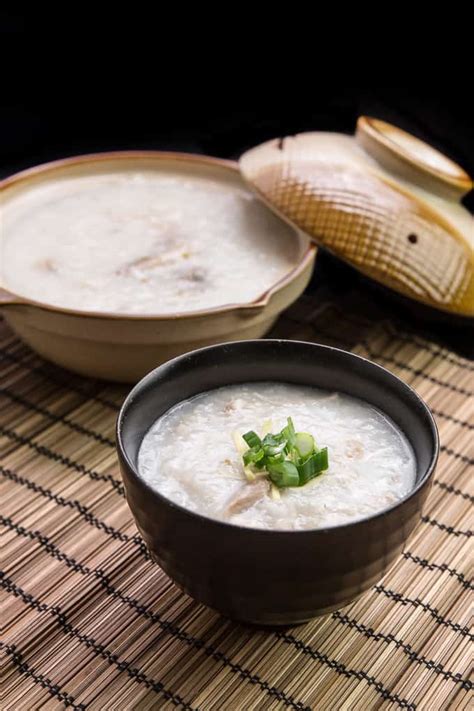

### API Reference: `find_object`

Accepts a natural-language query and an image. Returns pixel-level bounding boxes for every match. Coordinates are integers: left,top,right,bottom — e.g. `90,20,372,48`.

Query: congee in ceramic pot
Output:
0,152,315,381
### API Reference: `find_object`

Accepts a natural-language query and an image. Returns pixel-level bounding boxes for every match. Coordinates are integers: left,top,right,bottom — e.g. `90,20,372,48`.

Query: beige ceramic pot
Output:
0,152,316,382
240,116,474,317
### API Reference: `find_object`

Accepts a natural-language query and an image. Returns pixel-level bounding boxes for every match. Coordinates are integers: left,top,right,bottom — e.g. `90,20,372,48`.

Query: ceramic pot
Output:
0,152,315,382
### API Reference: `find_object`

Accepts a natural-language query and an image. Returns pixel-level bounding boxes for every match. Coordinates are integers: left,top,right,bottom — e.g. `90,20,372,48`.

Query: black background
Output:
2,89,473,188
1,45,473,357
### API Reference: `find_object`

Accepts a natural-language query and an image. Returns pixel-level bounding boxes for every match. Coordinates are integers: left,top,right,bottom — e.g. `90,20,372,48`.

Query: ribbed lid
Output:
240,117,474,317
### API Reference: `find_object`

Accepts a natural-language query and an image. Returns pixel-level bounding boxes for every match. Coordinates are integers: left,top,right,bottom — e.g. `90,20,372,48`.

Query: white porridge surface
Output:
138,382,417,530
1,172,299,314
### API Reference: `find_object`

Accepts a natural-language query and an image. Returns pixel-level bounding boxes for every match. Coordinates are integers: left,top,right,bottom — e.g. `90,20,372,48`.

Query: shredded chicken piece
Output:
345,439,364,459
131,255,165,270
116,255,164,278
225,479,269,516
116,244,189,278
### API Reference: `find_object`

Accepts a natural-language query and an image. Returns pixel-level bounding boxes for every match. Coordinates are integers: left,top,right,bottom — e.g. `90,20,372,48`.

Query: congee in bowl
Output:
0,153,315,381
138,383,416,530
117,340,439,624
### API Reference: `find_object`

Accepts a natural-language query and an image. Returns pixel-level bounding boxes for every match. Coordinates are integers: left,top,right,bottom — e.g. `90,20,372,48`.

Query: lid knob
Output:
356,116,472,201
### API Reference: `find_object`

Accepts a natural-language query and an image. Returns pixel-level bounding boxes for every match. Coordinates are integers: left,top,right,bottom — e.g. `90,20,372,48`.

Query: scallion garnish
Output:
242,446,265,466
242,430,262,449
294,432,315,459
298,447,329,485
267,460,300,488
236,418,329,489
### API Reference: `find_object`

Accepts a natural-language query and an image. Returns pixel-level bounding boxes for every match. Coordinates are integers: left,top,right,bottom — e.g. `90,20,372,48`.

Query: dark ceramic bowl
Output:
116,340,439,625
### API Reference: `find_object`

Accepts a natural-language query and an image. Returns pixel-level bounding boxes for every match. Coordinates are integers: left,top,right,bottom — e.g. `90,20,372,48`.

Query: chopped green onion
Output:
268,460,300,488
237,418,329,490
266,453,286,466
295,432,315,460
281,417,296,450
264,440,287,456
261,433,284,447
243,446,264,466
286,417,296,438
298,447,329,485
243,430,261,449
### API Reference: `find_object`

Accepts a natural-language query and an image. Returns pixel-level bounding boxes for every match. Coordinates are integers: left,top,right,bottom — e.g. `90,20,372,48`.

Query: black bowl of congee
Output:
116,340,439,625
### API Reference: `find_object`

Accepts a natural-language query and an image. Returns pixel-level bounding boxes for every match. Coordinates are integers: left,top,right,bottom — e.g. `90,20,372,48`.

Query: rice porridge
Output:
1,172,299,314
138,383,417,530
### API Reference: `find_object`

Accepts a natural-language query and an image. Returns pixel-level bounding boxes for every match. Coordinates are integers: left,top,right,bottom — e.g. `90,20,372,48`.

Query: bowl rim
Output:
0,150,316,321
116,338,440,535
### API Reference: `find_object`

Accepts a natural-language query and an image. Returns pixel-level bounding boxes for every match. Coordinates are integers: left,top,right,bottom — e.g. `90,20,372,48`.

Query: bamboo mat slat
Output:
1,295,473,711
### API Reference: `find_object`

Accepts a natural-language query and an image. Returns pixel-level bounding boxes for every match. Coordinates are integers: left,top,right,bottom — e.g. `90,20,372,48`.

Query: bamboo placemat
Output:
1,297,472,710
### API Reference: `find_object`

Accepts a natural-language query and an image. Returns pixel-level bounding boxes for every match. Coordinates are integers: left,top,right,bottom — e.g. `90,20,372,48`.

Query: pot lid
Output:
240,116,474,317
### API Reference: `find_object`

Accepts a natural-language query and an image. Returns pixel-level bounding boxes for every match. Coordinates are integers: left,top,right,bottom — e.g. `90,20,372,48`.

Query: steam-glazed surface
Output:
138,383,417,530
1,171,300,314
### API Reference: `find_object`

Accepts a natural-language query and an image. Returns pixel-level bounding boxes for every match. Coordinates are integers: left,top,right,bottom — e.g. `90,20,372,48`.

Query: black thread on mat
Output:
0,465,148,558
0,424,125,497
287,308,474,386
374,585,473,640
402,552,473,591
0,385,115,447
434,480,474,503
4,461,470,597
275,630,416,710
431,410,473,431
382,323,474,372
422,515,472,538
359,340,474,397
323,304,474,373
439,446,474,466
332,611,472,689
1,575,311,711
5,516,465,709
1,576,197,711
0,641,86,710
287,318,474,407
0,347,121,411
0,517,310,711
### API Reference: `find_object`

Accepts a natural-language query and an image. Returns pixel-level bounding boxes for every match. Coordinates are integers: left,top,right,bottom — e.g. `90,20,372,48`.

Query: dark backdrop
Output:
1,86,472,355
1,89,473,187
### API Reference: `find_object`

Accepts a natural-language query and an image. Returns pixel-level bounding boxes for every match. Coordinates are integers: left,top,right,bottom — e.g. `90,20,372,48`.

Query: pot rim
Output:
116,339,440,536
0,150,316,321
